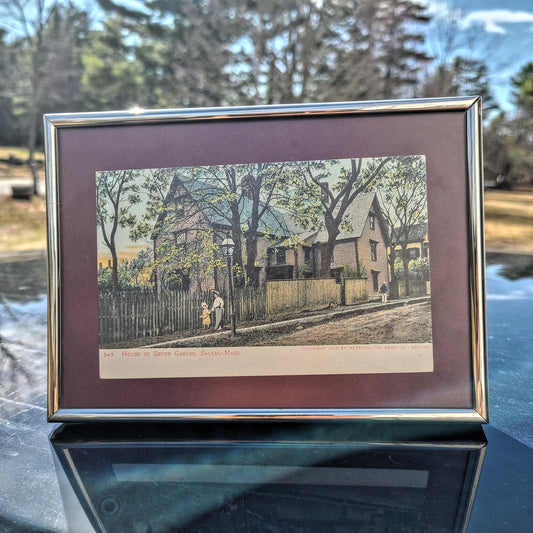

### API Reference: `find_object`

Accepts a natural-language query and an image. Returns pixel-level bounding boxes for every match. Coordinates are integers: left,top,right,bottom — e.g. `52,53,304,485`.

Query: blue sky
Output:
423,0,533,111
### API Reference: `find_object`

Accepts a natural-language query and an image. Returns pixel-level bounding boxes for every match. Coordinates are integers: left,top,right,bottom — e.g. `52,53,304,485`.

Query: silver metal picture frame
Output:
45,97,488,422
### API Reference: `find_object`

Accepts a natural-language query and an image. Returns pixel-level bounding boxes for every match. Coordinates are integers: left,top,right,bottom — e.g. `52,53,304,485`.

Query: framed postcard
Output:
44,97,488,422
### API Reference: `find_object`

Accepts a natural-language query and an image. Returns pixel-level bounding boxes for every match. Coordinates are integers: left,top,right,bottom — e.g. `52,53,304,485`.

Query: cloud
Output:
463,10,533,34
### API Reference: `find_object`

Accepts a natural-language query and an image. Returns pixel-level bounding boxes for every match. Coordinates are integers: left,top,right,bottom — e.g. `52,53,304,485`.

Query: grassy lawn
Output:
0,195,46,253
0,146,45,179
484,189,533,253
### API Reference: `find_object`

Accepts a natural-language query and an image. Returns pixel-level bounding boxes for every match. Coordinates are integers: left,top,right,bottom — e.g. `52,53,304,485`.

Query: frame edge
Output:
44,96,489,422
466,97,489,423
44,115,61,421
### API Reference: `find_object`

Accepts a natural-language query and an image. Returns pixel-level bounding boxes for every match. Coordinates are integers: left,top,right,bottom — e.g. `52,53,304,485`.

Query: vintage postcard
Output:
97,155,433,379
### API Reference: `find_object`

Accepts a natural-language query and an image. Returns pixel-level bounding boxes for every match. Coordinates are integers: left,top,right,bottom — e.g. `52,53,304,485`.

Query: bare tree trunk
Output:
28,109,40,196
401,246,410,297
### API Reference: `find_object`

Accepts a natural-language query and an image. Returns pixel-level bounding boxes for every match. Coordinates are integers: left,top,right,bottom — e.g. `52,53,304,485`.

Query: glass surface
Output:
0,251,532,531
51,423,485,533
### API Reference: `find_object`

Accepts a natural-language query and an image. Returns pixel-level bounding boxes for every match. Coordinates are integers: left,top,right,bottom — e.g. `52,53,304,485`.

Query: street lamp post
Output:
220,236,237,336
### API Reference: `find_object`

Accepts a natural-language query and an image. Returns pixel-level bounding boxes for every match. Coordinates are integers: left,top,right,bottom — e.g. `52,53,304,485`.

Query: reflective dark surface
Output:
51,423,486,533
0,250,532,532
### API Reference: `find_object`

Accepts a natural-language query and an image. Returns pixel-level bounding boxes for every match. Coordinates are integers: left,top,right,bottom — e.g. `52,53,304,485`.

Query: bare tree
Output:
0,0,88,194
96,169,140,295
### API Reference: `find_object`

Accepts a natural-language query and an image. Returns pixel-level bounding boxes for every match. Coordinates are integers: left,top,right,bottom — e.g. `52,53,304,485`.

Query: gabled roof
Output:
312,192,381,243
268,192,387,248
169,172,292,237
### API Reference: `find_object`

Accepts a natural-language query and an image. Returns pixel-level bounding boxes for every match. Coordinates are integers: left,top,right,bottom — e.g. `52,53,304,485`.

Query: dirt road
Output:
256,301,432,346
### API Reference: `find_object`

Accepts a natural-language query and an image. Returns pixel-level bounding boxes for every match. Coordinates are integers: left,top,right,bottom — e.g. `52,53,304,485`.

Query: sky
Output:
423,0,533,111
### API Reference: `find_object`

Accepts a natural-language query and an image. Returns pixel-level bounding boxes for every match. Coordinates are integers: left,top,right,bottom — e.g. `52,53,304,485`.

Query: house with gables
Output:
265,192,390,298
151,173,389,298
390,223,429,262
150,172,291,292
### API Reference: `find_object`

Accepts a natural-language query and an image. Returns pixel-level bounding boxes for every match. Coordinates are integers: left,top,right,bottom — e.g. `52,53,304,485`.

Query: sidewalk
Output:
142,295,431,348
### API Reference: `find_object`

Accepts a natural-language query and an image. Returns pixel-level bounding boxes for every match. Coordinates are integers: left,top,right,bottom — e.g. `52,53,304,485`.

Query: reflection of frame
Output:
45,97,488,422
51,423,486,532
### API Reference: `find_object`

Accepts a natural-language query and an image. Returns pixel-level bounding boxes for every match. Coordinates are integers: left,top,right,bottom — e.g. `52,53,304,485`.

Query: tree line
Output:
1,0,532,188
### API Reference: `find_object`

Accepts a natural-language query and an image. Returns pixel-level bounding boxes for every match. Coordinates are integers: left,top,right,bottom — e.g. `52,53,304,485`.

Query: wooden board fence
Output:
98,279,369,346
98,286,266,346
265,278,341,316
344,278,367,305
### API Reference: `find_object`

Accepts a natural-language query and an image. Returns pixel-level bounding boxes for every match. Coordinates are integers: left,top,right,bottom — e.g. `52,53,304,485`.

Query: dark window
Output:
173,194,186,216
372,270,379,292
304,246,312,262
276,249,286,264
408,247,420,260
370,240,378,261
369,214,375,230
173,230,188,245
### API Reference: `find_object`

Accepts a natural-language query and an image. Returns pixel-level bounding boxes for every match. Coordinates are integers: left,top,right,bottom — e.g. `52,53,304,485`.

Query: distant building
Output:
390,223,429,262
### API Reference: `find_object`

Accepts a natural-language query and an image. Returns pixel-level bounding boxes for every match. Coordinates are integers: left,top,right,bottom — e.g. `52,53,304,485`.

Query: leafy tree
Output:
94,0,244,108
316,1,383,102
151,227,224,292
495,62,533,187
483,111,513,184
128,168,226,292
97,263,138,293
371,0,431,99
96,169,141,295
512,62,533,118
278,157,392,277
78,15,146,110
373,155,427,297
182,162,289,287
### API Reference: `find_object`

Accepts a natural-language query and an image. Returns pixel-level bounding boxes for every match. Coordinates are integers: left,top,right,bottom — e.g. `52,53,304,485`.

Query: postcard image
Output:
96,155,433,379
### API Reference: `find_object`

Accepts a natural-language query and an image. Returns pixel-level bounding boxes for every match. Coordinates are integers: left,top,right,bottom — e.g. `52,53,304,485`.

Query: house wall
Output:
154,191,221,293
391,238,429,260
330,240,357,269
255,236,279,284
356,212,389,296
